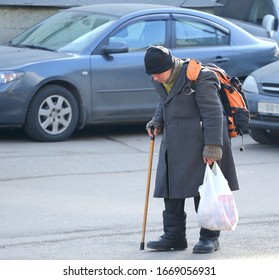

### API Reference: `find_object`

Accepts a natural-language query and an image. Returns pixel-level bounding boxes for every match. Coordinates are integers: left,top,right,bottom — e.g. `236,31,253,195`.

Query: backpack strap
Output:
187,59,202,80
186,59,202,92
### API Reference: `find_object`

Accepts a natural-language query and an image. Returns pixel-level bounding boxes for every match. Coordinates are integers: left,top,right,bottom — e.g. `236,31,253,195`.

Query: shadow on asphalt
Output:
72,123,147,139
0,124,147,142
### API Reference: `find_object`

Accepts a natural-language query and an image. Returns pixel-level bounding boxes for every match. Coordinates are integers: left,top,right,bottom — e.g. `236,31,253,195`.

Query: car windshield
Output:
9,10,117,52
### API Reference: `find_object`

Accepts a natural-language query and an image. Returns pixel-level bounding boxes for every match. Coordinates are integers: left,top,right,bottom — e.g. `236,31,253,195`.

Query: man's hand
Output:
203,145,223,165
146,120,162,137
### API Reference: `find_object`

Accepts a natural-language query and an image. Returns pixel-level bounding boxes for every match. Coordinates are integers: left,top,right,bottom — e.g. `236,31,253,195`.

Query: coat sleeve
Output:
194,68,224,146
151,100,164,125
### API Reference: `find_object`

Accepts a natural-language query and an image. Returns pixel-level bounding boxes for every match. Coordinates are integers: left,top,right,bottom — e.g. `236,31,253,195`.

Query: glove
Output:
203,145,223,161
146,120,162,135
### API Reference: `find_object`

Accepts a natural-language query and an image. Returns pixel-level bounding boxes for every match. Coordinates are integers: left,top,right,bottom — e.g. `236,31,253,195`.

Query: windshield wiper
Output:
8,43,55,51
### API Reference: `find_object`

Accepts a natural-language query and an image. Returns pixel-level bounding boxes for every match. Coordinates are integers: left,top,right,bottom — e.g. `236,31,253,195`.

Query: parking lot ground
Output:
0,127,278,278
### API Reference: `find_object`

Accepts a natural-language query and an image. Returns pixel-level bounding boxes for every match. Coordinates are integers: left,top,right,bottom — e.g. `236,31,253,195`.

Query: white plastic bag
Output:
197,162,238,231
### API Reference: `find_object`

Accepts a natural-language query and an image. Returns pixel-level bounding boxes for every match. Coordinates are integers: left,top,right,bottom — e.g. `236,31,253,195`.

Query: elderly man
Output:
144,46,239,253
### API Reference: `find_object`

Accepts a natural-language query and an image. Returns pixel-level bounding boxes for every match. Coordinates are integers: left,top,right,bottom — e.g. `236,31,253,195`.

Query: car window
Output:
109,19,167,51
249,0,275,25
174,16,229,48
217,0,276,26
216,0,253,21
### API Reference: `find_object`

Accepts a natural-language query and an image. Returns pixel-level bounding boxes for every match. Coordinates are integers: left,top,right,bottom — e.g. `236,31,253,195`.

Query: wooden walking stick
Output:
140,129,155,250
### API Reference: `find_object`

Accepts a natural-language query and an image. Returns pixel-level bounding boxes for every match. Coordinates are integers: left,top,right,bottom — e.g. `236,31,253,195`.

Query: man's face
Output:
151,68,172,83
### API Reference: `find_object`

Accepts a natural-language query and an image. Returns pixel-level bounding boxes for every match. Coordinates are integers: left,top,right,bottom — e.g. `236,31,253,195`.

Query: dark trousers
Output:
164,151,219,239
164,197,220,239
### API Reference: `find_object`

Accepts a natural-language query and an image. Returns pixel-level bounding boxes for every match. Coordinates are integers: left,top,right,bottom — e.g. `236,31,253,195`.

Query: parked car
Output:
215,0,279,45
242,60,279,144
0,3,278,141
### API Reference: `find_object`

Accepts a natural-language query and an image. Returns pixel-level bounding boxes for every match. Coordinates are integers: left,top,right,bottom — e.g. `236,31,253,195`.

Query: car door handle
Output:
212,57,230,63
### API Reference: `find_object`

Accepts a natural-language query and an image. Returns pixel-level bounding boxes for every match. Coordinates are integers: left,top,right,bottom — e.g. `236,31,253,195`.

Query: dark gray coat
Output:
151,62,239,199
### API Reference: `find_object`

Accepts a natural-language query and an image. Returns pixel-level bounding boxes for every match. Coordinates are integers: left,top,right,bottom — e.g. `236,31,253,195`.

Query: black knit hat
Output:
144,46,174,75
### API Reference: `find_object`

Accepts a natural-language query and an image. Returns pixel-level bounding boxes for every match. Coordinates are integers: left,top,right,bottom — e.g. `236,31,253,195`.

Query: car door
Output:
170,13,235,75
89,14,170,122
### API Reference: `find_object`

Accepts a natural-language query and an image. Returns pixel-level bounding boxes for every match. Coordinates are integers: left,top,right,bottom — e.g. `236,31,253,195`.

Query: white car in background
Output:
215,0,279,45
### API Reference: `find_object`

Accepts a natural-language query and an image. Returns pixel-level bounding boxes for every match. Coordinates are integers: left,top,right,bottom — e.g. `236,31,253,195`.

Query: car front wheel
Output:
249,127,279,144
24,85,79,142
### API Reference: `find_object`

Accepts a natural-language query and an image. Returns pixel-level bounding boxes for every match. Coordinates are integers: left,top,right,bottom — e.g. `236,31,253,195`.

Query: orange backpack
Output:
186,59,250,138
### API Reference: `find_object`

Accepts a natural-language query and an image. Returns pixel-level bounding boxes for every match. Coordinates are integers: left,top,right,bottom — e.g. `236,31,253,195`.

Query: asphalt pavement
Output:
0,126,278,262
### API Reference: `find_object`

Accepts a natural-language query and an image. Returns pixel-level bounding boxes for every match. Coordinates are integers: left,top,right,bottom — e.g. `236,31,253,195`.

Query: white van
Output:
215,0,279,44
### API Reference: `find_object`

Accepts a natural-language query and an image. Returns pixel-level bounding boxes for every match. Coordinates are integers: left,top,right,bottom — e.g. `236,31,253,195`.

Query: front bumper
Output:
0,80,32,127
246,91,279,131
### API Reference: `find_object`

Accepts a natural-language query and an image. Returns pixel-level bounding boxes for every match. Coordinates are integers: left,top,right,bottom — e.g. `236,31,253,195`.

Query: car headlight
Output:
242,75,259,94
0,71,24,84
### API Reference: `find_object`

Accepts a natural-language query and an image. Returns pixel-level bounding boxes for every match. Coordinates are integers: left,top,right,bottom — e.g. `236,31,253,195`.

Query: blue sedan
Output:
0,3,278,141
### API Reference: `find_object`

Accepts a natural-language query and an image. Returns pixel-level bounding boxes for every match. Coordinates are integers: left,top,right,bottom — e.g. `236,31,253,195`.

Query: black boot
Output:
193,228,220,254
147,211,187,251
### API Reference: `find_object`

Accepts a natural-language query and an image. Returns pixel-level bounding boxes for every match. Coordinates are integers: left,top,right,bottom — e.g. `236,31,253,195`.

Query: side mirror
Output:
102,41,128,55
262,14,276,37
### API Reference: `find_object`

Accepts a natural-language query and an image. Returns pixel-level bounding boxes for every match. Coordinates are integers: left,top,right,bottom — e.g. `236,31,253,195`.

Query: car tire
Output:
24,85,79,142
249,127,279,144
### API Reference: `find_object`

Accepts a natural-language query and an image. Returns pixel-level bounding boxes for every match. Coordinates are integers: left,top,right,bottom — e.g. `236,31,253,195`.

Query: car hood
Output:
251,60,279,83
0,46,72,69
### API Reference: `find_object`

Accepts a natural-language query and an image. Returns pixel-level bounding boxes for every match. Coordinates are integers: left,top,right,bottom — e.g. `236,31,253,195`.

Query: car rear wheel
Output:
249,127,279,144
24,85,79,142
